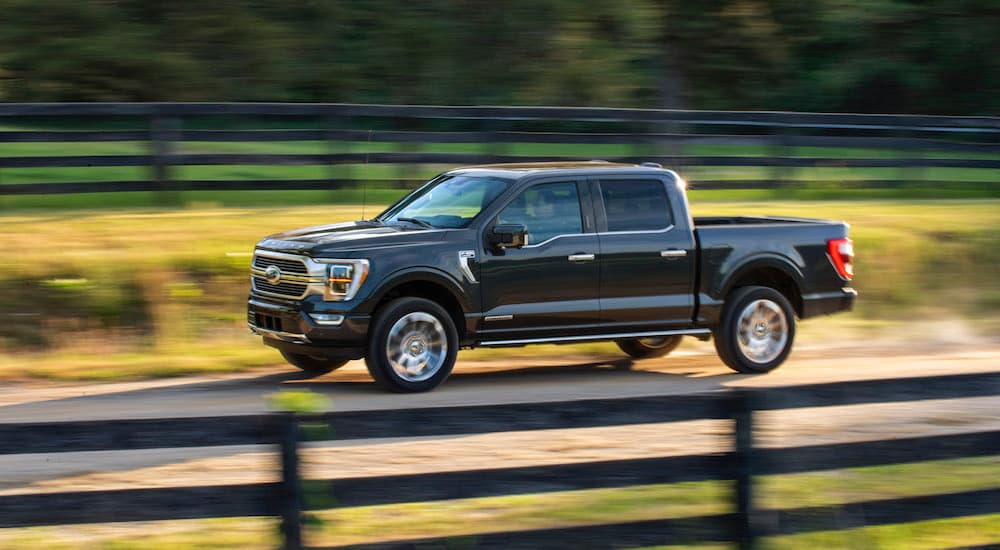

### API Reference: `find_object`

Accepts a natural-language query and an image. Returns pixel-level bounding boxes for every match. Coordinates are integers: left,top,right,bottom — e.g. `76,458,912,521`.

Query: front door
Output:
477,180,600,343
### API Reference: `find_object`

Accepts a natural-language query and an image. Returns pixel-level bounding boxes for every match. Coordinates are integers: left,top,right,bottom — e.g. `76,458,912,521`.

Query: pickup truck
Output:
248,162,856,392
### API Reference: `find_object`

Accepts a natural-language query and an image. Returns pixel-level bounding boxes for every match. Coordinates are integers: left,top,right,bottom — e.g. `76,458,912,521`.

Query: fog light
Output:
309,313,345,326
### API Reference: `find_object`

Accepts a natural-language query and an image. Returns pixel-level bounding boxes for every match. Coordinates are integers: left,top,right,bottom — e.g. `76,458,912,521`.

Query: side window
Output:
497,181,583,245
599,179,673,232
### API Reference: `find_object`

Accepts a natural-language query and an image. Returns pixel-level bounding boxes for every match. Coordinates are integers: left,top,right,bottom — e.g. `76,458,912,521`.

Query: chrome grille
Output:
251,252,311,299
252,279,309,298
253,255,308,275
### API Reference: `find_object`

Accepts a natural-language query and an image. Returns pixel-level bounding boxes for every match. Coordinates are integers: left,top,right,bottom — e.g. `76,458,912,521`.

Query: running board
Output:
478,328,711,347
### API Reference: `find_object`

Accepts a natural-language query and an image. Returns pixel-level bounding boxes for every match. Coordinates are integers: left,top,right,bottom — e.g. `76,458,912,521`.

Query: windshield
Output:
377,175,513,229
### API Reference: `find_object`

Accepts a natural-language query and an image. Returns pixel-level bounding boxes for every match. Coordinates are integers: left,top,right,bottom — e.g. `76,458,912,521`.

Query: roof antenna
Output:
361,129,373,220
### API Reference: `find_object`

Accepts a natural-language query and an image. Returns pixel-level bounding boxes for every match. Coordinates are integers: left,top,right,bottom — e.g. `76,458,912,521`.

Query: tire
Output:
365,297,458,392
714,286,795,374
615,335,682,359
280,351,349,375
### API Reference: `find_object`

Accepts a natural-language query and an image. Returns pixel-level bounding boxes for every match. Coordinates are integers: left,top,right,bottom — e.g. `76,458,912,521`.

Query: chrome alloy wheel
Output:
386,312,448,382
736,299,788,364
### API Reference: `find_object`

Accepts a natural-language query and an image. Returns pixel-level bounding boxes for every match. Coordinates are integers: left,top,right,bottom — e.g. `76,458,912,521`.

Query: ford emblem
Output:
264,265,282,284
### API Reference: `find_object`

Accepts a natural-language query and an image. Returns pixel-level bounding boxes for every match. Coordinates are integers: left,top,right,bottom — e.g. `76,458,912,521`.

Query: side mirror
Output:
491,224,527,250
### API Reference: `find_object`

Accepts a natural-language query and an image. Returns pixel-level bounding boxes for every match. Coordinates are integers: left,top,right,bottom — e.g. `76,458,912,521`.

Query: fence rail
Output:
0,371,997,549
1,102,998,198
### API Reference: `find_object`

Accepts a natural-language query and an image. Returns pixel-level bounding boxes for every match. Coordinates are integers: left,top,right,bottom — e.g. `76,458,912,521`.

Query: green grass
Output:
0,457,994,549
0,199,997,381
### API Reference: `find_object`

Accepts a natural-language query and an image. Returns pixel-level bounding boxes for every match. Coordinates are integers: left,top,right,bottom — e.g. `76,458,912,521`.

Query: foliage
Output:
0,0,996,113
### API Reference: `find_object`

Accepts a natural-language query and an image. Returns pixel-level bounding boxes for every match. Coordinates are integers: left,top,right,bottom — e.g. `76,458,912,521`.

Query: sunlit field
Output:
0,198,997,381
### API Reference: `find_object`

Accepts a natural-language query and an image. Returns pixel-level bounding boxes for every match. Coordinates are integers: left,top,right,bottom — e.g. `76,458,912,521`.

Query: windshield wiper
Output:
396,217,435,229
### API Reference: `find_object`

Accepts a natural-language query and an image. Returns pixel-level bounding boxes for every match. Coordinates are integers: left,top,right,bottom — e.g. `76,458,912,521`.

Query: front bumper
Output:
248,295,370,357
801,288,857,318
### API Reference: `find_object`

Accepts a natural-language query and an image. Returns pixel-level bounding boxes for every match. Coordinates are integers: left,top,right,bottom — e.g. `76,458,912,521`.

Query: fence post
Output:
279,413,303,550
731,390,757,549
149,115,180,205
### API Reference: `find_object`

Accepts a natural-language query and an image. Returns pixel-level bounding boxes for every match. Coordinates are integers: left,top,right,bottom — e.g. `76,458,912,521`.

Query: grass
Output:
0,198,997,381
0,456,995,549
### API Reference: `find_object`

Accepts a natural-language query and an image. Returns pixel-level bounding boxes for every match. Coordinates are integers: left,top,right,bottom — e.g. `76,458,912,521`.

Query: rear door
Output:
477,179,600,342
593,176,696,329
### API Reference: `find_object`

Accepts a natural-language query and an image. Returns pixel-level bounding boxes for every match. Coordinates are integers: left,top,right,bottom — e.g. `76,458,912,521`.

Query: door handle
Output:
660,249,687,259
568,253,596,262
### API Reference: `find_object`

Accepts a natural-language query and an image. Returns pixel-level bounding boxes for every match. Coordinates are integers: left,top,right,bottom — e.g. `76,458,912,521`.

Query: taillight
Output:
827,238,854,280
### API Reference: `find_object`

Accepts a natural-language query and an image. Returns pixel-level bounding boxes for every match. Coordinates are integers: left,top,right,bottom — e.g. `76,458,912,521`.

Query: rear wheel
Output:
280,351,349,375
615,335,682,359
365,297,458,392
714,286,795,374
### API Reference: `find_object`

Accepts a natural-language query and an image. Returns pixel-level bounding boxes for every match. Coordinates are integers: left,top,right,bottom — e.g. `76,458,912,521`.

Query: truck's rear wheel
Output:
714,286,795,374
280,351,349,375
615,335,682,359
365,297,458,392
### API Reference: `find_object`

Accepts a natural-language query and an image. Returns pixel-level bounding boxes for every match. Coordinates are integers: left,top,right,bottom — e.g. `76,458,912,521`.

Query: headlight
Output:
322,259,370,301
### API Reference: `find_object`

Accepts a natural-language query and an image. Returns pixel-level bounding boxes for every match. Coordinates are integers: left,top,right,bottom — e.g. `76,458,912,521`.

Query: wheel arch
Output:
364,268,470,340
720,256,804,318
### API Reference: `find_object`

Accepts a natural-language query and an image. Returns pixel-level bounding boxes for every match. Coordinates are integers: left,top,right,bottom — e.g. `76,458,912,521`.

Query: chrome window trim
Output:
595,223,676,237
520,232,593,249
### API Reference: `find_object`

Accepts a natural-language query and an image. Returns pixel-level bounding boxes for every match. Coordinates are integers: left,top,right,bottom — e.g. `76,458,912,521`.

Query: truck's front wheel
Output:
365,297,458,392
280,352,349,375
714,286,795,374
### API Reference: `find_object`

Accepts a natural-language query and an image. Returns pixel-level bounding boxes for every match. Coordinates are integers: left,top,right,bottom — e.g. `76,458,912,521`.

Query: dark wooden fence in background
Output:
0,103,998,196
1,371,998,549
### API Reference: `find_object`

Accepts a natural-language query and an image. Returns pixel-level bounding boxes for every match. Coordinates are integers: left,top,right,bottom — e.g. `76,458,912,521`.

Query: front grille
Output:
252,253,311,299
252,279,309,298
253,255,308,275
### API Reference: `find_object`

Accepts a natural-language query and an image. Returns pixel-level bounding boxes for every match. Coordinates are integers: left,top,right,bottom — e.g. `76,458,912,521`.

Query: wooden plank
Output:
0,414,276,454
4,129,995,153
3,152,997,169
757,488,1000,536
0,130,149,142
0,483,279,527
302,393,731,441
756,371,1000,411
320,514,735,550
759,431,1000,475
0,179,422,195
0,103,997,132
307,454,730,508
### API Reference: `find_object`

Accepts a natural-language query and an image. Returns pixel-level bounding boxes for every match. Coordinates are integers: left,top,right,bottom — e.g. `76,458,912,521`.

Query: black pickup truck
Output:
249,162,856,392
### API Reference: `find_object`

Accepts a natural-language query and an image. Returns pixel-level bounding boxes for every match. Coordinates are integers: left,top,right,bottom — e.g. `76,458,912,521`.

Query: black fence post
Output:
150,115,181,205
731,390,757,550
279,413,303,550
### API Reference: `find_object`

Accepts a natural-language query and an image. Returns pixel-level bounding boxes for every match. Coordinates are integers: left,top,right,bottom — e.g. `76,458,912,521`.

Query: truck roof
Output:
447,161,670,179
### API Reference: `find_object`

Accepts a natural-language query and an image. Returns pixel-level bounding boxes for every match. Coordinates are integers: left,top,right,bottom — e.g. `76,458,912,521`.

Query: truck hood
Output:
256,221,449,256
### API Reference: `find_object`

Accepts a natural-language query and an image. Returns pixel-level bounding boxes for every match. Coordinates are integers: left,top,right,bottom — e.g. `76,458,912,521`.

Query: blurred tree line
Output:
0,0,996,114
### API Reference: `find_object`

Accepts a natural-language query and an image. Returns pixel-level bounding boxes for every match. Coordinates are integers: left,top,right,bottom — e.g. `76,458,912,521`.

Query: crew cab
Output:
248,162,856,392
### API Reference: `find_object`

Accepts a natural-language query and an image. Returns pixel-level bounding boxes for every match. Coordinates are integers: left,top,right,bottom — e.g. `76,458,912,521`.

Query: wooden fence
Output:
0,371,997,549
0,102,998,197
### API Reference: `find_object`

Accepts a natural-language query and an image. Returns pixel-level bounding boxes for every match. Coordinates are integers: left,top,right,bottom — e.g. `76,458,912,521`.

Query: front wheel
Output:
714,286,795,374
280,351,349,375
365,297,458,392
615,335,682,359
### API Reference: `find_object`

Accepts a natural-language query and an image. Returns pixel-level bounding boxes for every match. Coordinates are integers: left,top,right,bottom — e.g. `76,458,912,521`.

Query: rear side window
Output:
599,179,673,232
